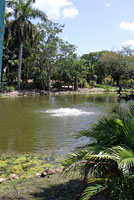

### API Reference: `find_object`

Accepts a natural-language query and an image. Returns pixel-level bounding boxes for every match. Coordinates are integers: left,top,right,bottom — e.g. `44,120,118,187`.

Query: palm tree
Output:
62,104,134,199
7,0,47,89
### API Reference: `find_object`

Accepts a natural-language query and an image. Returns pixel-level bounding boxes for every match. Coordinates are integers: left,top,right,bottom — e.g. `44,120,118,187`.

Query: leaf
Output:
80,183,104,200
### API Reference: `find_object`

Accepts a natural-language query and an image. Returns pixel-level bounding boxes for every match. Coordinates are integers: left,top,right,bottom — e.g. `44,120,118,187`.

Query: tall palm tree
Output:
7,0,47,89
62,104,134,199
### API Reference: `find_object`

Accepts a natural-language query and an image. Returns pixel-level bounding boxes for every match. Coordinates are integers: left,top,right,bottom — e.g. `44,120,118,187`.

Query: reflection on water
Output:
0,93,118,157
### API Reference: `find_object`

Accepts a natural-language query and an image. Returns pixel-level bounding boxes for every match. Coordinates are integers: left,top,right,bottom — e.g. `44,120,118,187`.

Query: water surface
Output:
0,93,117,157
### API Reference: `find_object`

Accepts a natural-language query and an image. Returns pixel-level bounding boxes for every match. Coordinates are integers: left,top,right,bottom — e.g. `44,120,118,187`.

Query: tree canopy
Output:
2,1,134,93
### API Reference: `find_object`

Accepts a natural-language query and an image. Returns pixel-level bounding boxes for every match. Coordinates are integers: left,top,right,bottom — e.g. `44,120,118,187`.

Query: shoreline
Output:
0,87,113,97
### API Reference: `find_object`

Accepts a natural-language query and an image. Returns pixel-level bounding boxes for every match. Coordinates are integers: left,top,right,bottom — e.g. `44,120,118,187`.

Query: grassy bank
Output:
0,174,84,200
0,154,84,199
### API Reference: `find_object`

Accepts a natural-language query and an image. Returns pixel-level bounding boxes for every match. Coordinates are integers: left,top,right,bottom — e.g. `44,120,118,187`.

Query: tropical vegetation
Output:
62,104,134,199
2,1,134,94
6,0,47,89
2,1,134,198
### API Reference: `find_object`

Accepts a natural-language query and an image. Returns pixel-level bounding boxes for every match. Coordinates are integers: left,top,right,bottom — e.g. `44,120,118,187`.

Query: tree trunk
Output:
46,69,51,91
1,65,4,83
74,75,78,91
18,42,23,90
116,79,122,95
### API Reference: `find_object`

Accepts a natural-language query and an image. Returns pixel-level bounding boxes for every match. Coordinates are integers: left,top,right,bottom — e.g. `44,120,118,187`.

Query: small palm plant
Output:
62,104,134,200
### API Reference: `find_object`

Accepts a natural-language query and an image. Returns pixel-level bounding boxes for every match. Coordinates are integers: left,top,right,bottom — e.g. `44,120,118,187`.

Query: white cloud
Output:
34,0,78,19
62,7,79,18
120,21,134,31
105,3,112,7
121,40,134,46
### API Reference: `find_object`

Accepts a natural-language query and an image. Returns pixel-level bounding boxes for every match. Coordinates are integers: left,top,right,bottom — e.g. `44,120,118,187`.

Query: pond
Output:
0,93,118,159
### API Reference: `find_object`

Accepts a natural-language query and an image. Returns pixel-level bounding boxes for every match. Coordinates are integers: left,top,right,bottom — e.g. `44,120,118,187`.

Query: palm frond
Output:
6,0,18,8
84,153,115,161
112,146,134,171
112,105,128,121
78,104,134,151
29,8,47,21
62,147,119,181
78,116,126,150
62,104,134,199
80,183,104,200
128,104,134,118
62,149,89,168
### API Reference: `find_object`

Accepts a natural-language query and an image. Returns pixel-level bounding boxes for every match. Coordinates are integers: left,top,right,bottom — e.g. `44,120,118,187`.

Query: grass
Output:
95,84,117,92
0,174,84,200
0,154,84,199
95,84,134,93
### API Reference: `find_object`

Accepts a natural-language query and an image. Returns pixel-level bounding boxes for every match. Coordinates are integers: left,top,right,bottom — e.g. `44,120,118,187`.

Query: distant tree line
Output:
2,0,134,92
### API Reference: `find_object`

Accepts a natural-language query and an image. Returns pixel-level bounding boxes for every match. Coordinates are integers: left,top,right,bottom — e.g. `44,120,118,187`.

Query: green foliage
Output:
3,2,134,92
106,177,134,200
81,51,107,84
63,104,134,199
79,79,90,88
94,84,105,88
52,81,62,89
80,182,104,200
102,77,113,85
99,51,127,82
95,84,115,92
0,154,54,179
120,79,134,89
89,80,96,87
6,0,47,89
3,85,16,92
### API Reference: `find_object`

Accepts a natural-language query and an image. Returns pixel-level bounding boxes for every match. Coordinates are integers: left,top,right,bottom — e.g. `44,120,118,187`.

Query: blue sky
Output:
34,0,134,55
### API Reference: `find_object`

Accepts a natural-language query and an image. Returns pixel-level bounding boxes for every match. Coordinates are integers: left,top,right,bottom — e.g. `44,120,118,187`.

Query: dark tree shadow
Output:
32,179,84,200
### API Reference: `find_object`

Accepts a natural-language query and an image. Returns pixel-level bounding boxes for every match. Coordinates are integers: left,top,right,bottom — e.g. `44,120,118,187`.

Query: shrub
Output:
120,79,134,89
3,85,16,92
79,79,89,88
52,82,62,88
89,80,96,87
